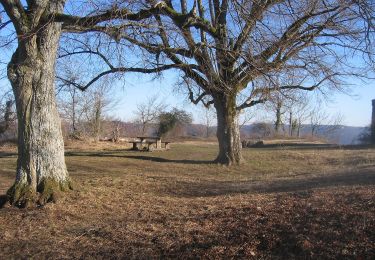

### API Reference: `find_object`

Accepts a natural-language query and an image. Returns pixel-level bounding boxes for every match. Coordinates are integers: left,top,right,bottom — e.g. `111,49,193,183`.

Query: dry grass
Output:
0,142,374,259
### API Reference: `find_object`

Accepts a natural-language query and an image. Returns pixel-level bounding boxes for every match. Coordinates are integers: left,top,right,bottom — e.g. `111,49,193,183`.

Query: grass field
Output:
0,142,374,259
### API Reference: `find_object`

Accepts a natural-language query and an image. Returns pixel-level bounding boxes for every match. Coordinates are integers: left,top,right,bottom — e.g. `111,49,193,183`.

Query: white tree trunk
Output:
6,9,71,207
214,94,243,165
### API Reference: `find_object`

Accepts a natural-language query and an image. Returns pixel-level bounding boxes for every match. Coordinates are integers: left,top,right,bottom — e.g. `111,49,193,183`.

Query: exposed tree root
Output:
214,154,243,166
7,182,37,208
7,178,73,208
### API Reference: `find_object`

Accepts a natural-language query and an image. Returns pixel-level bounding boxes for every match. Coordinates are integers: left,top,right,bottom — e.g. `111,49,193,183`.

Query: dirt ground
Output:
0,142,374,259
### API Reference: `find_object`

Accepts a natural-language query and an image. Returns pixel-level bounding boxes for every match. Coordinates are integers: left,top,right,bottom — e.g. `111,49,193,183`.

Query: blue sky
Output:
0,49,374,127
105,71,375,127
1,2,374,127
324,83,375,127
0,61,374,126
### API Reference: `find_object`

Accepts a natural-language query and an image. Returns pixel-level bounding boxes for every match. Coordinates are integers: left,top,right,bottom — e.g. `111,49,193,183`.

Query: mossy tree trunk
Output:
213,93,243,165
6,2,71,207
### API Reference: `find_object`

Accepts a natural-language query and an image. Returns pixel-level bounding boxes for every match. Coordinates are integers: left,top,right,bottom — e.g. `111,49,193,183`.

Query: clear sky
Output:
1,64,374,127
0,4,374,128
102,71,374,127
324,83,375,127
0,54,374,127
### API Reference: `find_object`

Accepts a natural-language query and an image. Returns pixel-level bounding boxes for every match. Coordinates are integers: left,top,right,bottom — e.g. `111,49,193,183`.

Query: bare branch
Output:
236,98,267,111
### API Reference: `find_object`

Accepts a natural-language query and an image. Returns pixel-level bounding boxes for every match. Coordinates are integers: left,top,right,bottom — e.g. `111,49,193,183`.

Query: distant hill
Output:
88,121,367,145
239,124,365,145
324,126,366,145
179,123,367,145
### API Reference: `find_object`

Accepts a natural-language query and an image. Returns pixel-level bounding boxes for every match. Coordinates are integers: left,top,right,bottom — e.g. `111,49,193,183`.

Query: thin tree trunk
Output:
297,120,301,138
206,109,210,138
214,94,243,165
93,96,102,142
6,13,71,207
0,100,13,134
142,123,147,136
274,101,282,134
289,111,293,136
72,88,77,133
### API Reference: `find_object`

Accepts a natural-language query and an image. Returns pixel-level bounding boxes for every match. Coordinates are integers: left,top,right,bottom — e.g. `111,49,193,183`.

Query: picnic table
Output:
130,136,170,151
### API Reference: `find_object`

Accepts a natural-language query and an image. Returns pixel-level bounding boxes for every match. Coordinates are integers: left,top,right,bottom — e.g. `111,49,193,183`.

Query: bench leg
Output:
132,142,143,150
147,143,155,151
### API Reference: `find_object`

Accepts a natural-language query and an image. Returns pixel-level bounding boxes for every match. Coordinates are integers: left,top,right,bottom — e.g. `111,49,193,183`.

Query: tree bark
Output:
213,94,243,165
274,101,282,133
6,10,71,207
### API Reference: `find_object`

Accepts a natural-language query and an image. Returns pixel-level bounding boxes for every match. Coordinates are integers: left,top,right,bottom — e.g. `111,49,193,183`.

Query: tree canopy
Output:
158,108,193,137
53,0,375,164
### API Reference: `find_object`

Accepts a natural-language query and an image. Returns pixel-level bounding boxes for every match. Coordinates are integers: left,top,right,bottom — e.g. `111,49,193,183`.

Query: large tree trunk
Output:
213,94,243,165
6,9,71,207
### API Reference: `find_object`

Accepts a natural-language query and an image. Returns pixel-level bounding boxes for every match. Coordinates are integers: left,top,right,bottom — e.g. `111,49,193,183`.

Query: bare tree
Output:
197,103,216,138
134,95,166,136
324,112,345,138
310,107,329,137
57,73,82,137
59,78,117,141
86,85,114,141
274,98,285,135
204,107,214,138
290,98,311,138
283,93,312,137
252,122,272,139
239,108,256,131
100,0,374,165
108,119,124,143
266,93,288,135
262,73,313,138
0,1,168,207
309,105,344,138
0,92,15,136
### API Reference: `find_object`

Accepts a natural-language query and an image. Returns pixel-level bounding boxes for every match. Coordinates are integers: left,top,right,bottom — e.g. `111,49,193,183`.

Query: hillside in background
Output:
327,126,367,145
239,124,365,145
186,124,365,145
99,122,367,145
0,120,366,145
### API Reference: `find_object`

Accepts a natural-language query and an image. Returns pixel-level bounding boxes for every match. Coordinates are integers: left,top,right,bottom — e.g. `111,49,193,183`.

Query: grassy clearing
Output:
0,142,374,259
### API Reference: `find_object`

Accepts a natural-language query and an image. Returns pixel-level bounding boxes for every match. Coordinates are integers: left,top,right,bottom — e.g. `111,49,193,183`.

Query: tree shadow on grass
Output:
117,155,213,165
254,143,339,149
65,151,214,165
0,152,17,158
162,170,375,198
